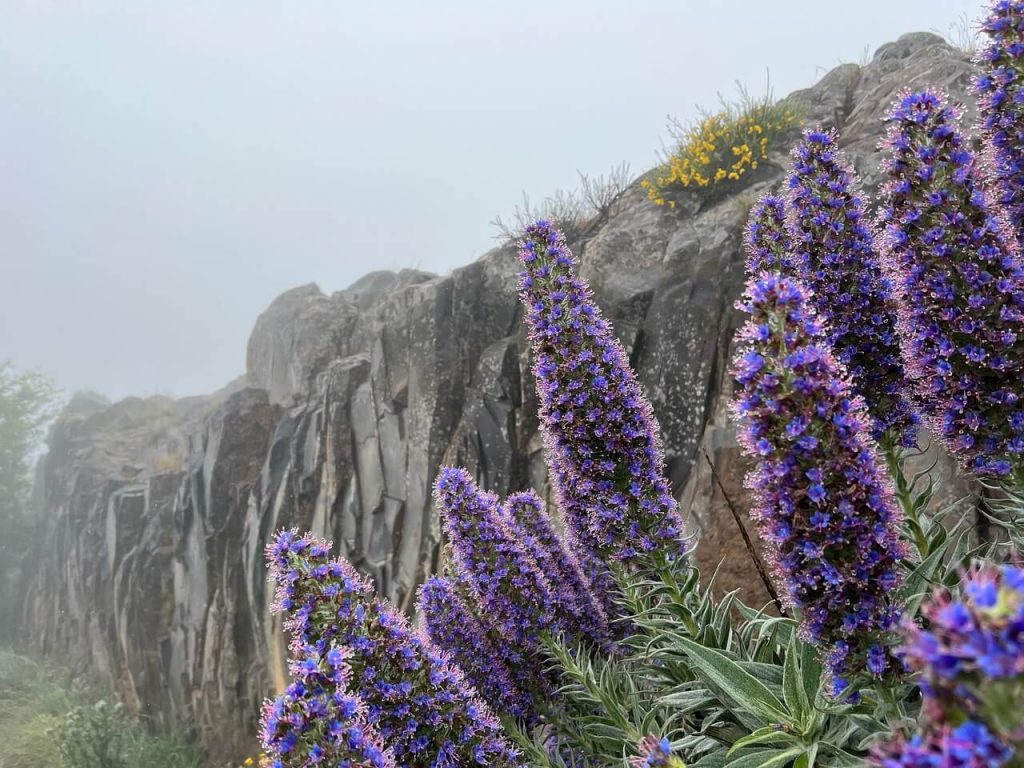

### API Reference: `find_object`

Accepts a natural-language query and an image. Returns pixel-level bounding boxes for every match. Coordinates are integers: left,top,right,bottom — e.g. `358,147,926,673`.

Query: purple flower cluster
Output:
516,220,687,570
434,468,554,653
874,565,1024,766
786,128,918,447
260,645,393,768
629,736,680,767
433,469,560,721
744,194,793,274
502,489,611,648
416,575,531,720
902,565,1024,727
977,0,1024,247
265,529,522,767
873,721,1012,768
426,469,625,724
731,273,906,691
878,89,1024,477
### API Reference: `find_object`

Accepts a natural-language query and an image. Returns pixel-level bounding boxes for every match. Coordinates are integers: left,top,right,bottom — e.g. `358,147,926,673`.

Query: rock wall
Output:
18,34,976,764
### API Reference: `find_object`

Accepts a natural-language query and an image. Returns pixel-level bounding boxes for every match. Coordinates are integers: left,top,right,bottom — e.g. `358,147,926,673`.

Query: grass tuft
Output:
643,82,799,207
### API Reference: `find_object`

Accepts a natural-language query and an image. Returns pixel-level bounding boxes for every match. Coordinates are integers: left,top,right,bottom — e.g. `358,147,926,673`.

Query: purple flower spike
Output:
786,128,918,447
502,490,612,649
515,220,688,574
259,644,394,768
878,89,1024,477
434,468,555,645
871,720,1013,768
731,273,906,688
416,575,532,721
266,529,523,767
977,0,1024,248
744,194,794,275
433,467,559,712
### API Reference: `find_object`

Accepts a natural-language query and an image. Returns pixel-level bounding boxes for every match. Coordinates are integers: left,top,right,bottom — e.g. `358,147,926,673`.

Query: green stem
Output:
883,443,930,560
652,555,701,636
874,682,905,726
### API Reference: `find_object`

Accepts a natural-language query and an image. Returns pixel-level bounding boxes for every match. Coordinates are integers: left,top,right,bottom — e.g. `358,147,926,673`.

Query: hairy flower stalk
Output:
259,645,394,768
416,574,532,721
977,0,1024,247
873,564,1024,766
731,273,906,691
433,468,560,716
786,128,918,447
516,220,687,576
266,529,522,767
744,193,794,274
878,90,1024,478
502,490,611,649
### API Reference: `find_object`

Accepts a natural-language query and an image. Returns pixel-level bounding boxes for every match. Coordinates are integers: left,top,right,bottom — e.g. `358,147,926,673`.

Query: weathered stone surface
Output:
18,33,982,763
246,283,359,406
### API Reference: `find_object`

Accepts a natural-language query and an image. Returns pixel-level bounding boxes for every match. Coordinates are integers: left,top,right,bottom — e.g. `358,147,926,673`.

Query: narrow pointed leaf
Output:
799,636,821,708
783,633,807,722
728,726,799,755
725,747,804,768
677,638,788,723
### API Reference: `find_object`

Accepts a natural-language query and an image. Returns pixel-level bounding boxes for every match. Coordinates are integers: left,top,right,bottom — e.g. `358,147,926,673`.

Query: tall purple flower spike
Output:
731,273,906,693
515,220,687,577
259,644,394,768
744,194,794,275
502,490,612,649
434,468,555,646
433,468,559,713
977,0,1024,248
416,574,532,721
266,529,523,767
878,89,1024,478
449,564,554,726
786,128,918,448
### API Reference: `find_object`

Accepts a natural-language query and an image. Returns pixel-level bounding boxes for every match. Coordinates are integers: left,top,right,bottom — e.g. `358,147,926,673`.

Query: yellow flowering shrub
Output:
642,91,798,207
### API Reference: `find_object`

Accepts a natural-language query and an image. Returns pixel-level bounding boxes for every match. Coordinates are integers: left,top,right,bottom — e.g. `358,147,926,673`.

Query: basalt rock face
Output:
20,35,977,763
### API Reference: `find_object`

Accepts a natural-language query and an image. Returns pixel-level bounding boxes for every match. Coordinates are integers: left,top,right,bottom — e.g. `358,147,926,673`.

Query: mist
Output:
0,0,983,400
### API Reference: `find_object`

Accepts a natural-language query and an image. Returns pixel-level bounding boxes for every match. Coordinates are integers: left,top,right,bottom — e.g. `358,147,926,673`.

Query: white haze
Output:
0,0,984,400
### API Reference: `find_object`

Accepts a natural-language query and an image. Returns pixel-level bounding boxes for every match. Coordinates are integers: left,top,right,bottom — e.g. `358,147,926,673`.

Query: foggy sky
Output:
0,1,984,401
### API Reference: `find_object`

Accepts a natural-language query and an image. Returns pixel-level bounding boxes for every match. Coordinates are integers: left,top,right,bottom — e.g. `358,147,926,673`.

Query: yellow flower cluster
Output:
642,101,798,208
238,756,272,767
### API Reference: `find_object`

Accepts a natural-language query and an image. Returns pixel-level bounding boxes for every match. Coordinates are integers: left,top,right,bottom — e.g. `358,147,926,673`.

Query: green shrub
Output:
642,85,798,206
0,649,201,768
55,701,132,768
